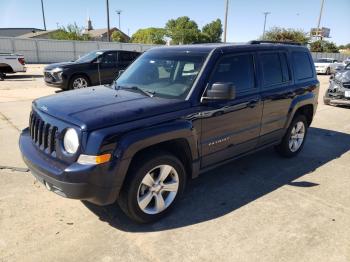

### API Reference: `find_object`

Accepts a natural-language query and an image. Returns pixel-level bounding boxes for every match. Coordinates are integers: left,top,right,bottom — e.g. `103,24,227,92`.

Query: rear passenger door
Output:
117,51,137,71
99,51,119,84
258,51,294,146
200,52,263,168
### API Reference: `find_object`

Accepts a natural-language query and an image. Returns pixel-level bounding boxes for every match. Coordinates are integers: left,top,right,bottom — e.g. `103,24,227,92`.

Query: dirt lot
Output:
0,65,350,262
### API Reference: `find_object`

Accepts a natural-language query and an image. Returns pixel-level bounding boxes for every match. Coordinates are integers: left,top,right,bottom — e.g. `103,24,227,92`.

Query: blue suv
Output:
19,41,319,223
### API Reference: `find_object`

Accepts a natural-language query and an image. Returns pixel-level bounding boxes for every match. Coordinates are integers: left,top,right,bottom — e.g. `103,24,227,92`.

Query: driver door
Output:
200,52,263,168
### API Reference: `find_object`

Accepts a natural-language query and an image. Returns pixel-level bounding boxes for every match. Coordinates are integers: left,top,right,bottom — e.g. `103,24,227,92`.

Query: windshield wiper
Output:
117,85,155,97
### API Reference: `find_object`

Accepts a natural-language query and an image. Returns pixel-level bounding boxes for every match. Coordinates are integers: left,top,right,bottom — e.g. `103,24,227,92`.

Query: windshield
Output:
314,58,333,63
115,51,208,99
75,51,103,63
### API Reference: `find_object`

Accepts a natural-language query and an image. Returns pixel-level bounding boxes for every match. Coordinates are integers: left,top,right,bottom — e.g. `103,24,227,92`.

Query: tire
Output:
118,151,186,223
275,115,308,158
69,75,90,90
323,96,331,105
326,67,330,75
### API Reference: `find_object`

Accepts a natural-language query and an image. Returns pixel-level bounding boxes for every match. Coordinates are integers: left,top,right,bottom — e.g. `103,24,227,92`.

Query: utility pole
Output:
41,0,47,31
106,0,111,42
262,12,270,40
223,0,229,43
316,0,325,40
116,10,122,30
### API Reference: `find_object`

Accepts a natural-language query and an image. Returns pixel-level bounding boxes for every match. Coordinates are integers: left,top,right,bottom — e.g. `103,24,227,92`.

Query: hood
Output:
33,86,190,131
334,70,350,83
44,61,85,70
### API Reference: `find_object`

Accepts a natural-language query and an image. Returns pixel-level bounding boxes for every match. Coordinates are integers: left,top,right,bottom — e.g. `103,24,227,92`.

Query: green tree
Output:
262,27,309,45
111,30,128,42
131,28,166,44
201,19,223,43
165,16,200,44
310,40,339,53
49,23,90,41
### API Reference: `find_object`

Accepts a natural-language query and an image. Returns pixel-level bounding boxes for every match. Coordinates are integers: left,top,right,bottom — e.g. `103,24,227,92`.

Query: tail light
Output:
18,58,25,65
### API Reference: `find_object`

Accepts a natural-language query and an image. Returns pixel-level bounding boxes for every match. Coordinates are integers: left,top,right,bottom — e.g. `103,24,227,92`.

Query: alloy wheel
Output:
289,121,305,152
137,164,179,215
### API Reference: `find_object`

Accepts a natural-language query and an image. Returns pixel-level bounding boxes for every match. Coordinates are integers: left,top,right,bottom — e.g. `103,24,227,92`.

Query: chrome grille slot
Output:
29,112,58,155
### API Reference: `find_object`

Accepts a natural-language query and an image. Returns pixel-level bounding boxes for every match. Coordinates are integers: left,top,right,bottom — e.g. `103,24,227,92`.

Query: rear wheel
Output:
69,75,90,90
275,115,308,158
118,151,186,223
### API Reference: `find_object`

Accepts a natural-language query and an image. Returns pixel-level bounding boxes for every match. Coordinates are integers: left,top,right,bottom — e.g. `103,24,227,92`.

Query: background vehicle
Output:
44,49,140,90
330,58,350,74
324,63,350,106
0,53,26,80
20,41,319,223
314,58,338,75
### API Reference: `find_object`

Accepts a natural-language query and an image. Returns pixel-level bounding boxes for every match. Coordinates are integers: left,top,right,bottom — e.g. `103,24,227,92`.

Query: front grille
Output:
44,72,54,82
29,112,58,154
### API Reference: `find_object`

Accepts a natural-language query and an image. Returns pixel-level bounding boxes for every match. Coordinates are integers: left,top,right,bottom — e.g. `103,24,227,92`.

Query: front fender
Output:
115,119,199,161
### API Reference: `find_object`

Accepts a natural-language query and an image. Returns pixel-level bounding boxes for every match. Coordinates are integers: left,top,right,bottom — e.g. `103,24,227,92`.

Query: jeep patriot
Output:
19,41,319,223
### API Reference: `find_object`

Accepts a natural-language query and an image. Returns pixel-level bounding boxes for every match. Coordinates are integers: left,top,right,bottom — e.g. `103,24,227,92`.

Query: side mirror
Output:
117,70,125,78
94,56,103,64
202,82,236,102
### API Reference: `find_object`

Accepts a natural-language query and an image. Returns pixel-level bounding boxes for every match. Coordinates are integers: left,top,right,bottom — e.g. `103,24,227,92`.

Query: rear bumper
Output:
19,128,123,205
315,68,327,74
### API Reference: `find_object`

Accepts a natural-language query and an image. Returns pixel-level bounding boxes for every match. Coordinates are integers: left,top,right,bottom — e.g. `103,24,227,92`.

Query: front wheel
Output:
275,115,308,158
69,75,90,90
118,152,186,223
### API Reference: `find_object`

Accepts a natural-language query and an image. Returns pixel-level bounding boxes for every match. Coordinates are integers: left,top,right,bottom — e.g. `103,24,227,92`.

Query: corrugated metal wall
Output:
1,37,348,63
0,37,158,63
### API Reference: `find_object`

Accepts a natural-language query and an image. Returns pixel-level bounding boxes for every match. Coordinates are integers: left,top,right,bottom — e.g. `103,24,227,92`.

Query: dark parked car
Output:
324,63,350,106
19,41,319,223
44,50,140,90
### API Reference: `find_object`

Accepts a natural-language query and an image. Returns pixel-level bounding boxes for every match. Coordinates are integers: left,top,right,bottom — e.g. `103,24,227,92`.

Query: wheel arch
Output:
0,63,14,73
68,72,91,88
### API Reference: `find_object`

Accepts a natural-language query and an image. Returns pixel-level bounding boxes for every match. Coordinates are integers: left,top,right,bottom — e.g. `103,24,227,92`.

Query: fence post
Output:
73,41,77,61
34,39,40,63
11,38,15,53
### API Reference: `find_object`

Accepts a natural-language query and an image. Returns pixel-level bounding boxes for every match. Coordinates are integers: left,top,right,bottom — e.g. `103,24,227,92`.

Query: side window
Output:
101,52,117,65
292,51,313,80
280,53,290,82
119,52,133,62
260,53,283,87
210,54,255,93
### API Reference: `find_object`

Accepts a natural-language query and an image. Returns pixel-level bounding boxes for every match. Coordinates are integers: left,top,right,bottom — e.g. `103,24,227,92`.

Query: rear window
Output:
293,51,314,80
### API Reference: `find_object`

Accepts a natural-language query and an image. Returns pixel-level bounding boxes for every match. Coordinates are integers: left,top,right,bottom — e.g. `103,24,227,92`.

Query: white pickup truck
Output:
0,53,26,80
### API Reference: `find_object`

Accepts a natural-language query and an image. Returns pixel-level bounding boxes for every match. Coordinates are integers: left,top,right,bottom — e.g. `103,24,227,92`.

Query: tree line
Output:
49,17,348,53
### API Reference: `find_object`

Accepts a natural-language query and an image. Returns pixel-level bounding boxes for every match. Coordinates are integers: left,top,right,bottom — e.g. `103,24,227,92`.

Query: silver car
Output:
324,63,350,106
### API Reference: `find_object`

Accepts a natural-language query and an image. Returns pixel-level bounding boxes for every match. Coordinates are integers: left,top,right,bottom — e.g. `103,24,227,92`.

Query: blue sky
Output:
0,0,349,44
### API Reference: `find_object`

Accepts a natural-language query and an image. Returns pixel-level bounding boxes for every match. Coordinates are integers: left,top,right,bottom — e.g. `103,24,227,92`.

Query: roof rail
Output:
248,40,302,46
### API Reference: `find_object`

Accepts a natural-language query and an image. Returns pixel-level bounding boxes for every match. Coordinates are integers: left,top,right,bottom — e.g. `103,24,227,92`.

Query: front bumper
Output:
19,128,123,205
44,71,68,89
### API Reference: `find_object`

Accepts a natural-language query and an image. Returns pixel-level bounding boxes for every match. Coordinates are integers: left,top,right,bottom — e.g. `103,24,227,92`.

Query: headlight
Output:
63,128,79,154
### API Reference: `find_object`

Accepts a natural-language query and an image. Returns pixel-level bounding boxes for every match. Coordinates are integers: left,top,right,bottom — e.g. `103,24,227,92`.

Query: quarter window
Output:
210,54,255,93
293,51,313,80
